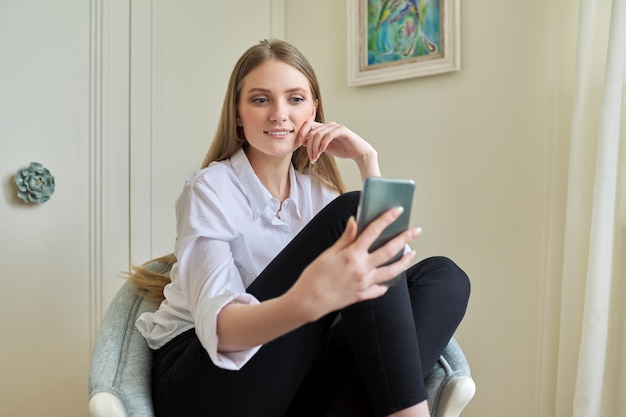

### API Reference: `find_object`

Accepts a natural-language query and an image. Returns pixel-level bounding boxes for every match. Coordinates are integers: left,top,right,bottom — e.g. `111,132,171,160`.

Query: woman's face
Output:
237,59,317,161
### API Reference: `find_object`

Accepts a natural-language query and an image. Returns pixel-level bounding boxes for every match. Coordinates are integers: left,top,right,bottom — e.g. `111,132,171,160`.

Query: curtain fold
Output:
555,0,626,416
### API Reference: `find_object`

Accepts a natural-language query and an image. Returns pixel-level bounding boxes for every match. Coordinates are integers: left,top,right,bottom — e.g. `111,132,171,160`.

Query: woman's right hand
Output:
285,207,421,323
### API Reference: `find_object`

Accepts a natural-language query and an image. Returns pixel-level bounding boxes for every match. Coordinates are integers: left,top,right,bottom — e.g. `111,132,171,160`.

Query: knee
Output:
437,254,469,283
437,256,471,302
325,191,360,218
411,256,471,302
306,192,360,238
337,190,360,208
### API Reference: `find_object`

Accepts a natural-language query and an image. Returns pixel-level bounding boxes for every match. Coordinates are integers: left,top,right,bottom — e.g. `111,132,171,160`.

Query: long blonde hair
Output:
129,39,345,304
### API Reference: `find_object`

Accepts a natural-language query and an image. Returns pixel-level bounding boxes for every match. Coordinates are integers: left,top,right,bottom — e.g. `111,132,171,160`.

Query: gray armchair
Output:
88,259,475,417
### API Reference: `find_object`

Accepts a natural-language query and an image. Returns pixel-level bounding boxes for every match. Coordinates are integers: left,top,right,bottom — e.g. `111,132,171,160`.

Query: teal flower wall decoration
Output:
15,162,56,204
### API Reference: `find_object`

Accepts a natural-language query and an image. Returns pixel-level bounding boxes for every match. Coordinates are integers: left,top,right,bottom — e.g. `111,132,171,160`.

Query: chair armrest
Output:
436,376,476,417
88,280,157,417
425,337,475,417
89,392,127,417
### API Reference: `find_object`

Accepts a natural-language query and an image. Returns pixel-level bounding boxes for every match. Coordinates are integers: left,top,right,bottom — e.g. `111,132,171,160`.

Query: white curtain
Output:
554,0,626,416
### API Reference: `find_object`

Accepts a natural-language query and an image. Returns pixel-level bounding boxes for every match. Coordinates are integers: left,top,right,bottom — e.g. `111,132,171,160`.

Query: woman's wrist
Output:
282,280,323,323
280,289,311,324
355,150,381,179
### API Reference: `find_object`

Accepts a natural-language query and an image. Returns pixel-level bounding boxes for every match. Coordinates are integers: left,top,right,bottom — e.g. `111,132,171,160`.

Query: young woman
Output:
134,39,470,417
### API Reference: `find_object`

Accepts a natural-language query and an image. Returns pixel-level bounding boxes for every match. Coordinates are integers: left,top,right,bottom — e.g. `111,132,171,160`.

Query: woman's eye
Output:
252,97,269,104
290,97,305,104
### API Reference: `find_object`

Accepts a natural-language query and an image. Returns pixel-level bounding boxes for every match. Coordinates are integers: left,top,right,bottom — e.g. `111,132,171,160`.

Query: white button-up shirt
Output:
136,148,339,370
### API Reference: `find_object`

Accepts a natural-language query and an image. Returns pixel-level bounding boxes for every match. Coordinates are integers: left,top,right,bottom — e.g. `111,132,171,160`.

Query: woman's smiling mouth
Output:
265,130,293,137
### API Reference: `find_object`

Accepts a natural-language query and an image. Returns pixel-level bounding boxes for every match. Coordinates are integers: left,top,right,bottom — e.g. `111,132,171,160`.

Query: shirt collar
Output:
230,148,302,220
288,165,302,220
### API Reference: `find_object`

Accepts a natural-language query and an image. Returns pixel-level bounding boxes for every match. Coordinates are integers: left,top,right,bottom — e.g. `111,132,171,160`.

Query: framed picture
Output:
347,0,460,86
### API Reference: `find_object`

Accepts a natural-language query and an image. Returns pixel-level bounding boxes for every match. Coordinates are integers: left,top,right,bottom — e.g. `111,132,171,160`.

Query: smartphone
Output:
356,177,415,286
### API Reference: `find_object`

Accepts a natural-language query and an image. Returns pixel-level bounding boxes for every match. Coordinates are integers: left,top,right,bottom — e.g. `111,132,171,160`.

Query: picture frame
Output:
347,0,460,87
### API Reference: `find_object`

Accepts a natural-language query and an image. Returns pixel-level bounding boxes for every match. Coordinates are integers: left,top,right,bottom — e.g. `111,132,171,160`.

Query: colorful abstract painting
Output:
367,0,443,67
347,0,459,85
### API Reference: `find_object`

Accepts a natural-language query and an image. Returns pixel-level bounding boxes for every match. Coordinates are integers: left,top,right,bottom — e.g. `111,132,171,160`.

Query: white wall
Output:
0,1,131,415
285,1,568,416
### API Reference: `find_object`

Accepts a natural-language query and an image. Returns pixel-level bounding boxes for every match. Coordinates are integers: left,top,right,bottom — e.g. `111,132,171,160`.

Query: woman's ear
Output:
236,116,243,126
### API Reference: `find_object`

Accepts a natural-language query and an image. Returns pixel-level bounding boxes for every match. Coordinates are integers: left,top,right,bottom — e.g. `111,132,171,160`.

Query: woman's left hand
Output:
298,121,381,177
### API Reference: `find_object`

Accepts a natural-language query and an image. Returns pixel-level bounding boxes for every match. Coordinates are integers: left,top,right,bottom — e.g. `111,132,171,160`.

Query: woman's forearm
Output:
216,292,311,352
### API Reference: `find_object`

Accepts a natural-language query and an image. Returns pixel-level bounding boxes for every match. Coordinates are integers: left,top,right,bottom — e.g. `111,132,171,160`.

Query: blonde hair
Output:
127,253,176,305
129,39,345,303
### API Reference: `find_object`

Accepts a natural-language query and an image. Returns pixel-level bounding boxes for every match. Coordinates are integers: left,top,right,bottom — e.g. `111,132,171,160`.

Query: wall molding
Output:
129,0,156,266
89,0,131,345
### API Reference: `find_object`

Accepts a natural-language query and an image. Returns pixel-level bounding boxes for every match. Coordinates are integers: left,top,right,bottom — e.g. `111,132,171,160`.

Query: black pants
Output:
152,192,470,417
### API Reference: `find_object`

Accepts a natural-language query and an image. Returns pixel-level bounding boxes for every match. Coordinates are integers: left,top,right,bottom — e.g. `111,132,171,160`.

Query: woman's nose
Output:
269,101,288,122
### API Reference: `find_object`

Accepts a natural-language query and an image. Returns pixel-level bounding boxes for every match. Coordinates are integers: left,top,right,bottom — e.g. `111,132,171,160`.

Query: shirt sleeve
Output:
174,177,261,370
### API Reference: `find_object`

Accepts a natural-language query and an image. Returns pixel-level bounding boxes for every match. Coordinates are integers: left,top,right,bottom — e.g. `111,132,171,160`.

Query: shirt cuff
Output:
196,291,262,371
